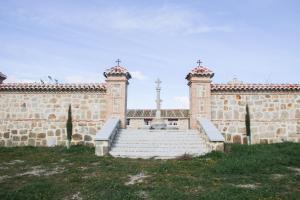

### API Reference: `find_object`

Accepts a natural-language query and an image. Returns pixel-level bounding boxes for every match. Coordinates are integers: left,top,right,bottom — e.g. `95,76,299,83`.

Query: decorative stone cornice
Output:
211,83,300,92
0,83,107,92
103,66,132,80
186,66,214,80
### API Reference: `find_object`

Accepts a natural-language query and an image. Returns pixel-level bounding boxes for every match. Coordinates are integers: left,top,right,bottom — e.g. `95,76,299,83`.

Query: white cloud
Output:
7,4,233,35
130,71,147,80
173,96,189,108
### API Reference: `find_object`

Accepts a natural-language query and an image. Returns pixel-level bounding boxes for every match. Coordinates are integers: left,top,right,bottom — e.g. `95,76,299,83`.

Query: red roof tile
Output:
0,83,107,92
103,66,131,79
186,66,214,79
211,84,300,92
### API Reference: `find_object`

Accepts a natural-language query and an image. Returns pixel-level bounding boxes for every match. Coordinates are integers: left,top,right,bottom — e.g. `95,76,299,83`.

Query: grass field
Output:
0,143,299,200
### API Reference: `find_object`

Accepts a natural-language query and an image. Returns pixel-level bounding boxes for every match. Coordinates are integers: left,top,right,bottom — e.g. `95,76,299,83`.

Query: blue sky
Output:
0,0,300,108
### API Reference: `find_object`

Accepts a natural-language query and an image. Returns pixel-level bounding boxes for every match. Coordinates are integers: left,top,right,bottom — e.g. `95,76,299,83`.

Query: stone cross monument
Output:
155,79,162,118
151,79,167,129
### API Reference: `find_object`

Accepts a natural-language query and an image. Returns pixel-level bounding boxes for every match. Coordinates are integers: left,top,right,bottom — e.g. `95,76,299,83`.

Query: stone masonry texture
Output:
0,92,107,147
211,92,300,144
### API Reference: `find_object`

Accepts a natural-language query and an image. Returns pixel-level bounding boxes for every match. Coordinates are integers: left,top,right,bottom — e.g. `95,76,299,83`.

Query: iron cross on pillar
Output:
197,59,203,67
116,59,121,67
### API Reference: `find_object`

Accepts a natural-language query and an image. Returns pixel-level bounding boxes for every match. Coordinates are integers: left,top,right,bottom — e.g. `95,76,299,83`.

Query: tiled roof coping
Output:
186,66,214,80
211,83,300,92
0,83,107,92
103,66,132,79
127,109,189,119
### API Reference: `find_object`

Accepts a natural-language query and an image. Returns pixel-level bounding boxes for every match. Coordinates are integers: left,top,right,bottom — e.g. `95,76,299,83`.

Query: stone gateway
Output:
0,61,299,158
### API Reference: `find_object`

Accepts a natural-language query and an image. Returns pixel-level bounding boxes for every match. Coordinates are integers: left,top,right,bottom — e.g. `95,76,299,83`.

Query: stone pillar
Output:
104,65,131,128
186,65,214,129
0,72,7,84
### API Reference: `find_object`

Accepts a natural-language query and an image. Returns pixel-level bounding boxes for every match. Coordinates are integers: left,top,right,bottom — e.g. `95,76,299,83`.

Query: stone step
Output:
110,151,208,159
112,143,205,147
109,129,210,159
110,150,206,155
114,138,204,142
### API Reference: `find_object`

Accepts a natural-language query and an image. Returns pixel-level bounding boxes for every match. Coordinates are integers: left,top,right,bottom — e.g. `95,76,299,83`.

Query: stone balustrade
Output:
95,118,120,156
197,118,225,152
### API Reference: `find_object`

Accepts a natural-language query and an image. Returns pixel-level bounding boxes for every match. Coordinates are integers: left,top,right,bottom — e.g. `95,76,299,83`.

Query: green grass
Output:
0,143,299,200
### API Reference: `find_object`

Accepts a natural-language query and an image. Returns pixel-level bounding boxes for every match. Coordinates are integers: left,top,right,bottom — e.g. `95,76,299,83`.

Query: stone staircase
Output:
109,129,210,159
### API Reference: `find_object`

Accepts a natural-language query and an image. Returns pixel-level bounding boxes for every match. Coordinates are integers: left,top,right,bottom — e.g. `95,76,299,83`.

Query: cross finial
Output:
155,78,162,88
197,59,202,67
116,59,121,67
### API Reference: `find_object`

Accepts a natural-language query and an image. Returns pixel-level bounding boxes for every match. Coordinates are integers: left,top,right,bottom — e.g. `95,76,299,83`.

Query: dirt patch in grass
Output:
136,191,149,199
287,167,300,174
271,174,285,180
234,184,259,189
125,172,150,186
4,160,25,165
0,175,11,182
17,166,64,177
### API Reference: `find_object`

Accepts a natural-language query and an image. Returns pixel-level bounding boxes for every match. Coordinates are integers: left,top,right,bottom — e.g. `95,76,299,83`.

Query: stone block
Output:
29,132,36,138
260,139,268,144
276,128,286,136
28,139,35,146
21,136,28,141
13,136,20,141
226,134,231,142
47,130,54,136
20,130,27,135
37,133,46,139
48,114,56,120
11,130,18,135
296,110,300,119
72,134,83,141
57,141,66,146
50,98,57,103
4,132,10,138
0,140,5,146
42,140,47,146
89,127,97,135
85,142,94,147
55,129,61,136
233,135,241,144
84,135,92,141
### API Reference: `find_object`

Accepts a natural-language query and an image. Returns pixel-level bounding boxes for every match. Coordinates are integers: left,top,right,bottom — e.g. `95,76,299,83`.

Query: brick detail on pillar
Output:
104,65,131,128
186,65,214,129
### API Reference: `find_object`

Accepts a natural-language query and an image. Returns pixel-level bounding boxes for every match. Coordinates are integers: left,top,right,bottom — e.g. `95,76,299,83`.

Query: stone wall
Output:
211,92,300,144
0,92,107,147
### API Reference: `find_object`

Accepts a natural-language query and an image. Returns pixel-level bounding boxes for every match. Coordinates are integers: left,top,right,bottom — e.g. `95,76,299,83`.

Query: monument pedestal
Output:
150,118,167,130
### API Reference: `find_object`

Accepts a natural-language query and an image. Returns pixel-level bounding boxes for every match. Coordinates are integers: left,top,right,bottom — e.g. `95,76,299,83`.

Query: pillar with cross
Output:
155,79,162,118
186,60,213,129
151,78,167,129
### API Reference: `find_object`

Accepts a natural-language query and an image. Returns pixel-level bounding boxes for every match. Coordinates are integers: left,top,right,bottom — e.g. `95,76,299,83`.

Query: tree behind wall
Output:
66,105,73,149
245,104,251,145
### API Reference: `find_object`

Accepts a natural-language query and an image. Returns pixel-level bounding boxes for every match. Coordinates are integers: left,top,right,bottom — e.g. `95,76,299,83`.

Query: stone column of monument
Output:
0,72,7,84
104,60,131,128
186,60,214,129
155,79,162,118
151,79,167,129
